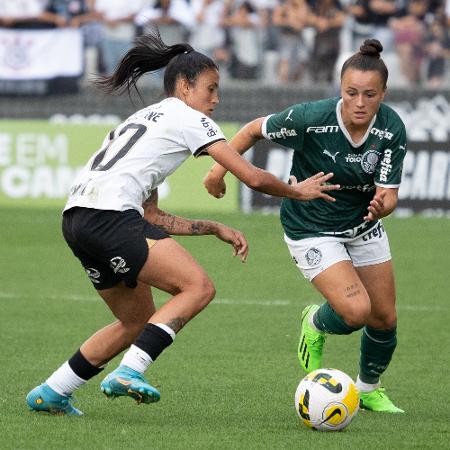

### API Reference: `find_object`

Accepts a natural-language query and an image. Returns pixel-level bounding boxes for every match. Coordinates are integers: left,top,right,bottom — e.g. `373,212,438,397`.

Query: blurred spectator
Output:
135,0,195,44
251,0,279,49
308,0,346,83
272,0,311,82
221,1,264,80
189,0,227,58
0,0,66,28
45,0,103,77
390,0,429,84
424,15,450,87
46,0,100,27
347,0,402,52
94,0,147,75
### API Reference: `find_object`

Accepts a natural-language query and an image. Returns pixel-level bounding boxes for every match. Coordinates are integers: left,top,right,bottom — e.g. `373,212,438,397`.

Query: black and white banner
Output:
0,28,83,79
240,95,450,217
0,28,83,94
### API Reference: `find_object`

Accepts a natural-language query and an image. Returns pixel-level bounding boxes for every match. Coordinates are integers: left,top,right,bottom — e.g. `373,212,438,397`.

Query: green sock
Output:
359,326,397,384
313,302,361,335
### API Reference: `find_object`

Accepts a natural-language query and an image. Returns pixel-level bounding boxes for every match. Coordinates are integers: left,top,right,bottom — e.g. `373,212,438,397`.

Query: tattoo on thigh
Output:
345,283,361,299
166,317,188,333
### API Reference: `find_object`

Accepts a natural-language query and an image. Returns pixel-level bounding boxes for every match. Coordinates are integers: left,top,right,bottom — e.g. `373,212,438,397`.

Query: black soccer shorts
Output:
62,207,170,290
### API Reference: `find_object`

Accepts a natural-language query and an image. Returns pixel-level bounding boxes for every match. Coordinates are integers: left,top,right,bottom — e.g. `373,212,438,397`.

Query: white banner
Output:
0,28,83,80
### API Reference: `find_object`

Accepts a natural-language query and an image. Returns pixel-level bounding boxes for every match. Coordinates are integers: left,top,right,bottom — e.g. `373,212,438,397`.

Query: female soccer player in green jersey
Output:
204,39,407,413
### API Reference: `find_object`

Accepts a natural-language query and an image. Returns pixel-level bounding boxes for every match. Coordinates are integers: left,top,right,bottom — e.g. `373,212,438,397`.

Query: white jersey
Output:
64,97,225,215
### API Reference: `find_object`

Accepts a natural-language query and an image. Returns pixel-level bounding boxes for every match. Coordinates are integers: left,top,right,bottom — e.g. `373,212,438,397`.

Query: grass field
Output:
1,207,449,449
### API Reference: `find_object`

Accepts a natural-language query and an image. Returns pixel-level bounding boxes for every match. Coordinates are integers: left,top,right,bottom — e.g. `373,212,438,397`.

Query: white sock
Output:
46,361,87,396
356,375,381,393
120,344,153,374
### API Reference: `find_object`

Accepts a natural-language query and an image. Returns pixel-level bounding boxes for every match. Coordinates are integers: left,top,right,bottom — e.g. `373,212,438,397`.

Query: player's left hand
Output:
214,225,249,262
364,191,387,221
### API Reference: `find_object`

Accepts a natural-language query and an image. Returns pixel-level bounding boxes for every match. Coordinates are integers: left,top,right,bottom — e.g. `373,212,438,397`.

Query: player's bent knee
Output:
198,276,216,306
371,313,397,330
342,303,371,328
187,274,216,309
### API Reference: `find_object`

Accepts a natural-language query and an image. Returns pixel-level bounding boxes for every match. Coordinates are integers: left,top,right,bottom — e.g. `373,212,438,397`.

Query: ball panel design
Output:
294,368,360,431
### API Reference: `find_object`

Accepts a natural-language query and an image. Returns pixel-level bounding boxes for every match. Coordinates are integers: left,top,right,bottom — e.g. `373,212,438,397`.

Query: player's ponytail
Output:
341,39,388,88
96,27,218,97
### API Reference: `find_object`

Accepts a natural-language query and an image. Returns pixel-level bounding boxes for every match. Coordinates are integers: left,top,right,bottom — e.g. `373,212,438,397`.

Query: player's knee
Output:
342,302,371,328
195,275,216,307
371,311,397,330
183,272,216,310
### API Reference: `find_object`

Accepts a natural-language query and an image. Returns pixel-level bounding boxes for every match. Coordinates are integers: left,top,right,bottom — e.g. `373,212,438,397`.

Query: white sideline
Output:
0,291,447,311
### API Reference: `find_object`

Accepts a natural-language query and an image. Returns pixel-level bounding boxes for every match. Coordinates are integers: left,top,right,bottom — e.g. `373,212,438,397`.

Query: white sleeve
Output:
181,111,226,157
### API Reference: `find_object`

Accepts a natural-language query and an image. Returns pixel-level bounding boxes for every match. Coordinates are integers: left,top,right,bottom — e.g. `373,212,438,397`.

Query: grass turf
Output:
0,207,449,449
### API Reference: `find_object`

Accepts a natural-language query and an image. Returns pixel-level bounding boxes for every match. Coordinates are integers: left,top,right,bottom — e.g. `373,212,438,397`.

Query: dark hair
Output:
96,28,218,97
340,39,388,88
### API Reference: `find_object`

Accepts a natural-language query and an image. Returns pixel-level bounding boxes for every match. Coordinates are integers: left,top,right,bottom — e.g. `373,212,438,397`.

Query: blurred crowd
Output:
1,0,449,88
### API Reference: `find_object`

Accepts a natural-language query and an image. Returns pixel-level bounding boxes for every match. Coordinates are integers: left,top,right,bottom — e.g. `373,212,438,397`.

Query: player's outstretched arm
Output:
206,141,339,202
204,118,265,198
143,189,248,262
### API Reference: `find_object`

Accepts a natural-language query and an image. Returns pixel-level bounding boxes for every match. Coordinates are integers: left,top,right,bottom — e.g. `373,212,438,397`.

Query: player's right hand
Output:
203,172,227,199
291,172,340,202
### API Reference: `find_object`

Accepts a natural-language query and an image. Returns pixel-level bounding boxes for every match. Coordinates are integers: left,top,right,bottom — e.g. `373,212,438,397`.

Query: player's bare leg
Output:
101,238,216,404
298,261,370,372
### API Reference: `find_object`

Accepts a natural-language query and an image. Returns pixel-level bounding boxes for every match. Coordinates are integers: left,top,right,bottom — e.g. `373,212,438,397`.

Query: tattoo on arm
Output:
144,189,217,236
165,317,188,333
151,210,216,236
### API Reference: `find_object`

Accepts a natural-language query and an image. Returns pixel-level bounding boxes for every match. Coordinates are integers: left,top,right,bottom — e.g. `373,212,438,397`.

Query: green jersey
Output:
262,97,407,239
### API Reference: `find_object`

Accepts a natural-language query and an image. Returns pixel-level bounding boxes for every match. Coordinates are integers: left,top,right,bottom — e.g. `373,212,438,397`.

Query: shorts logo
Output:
110,256,130,274
86,267,101,284
305,248,322,266
361,150,380,174
362,221,385,241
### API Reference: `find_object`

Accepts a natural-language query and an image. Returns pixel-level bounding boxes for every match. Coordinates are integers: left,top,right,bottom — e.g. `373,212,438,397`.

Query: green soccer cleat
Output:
26,383,83,416
298,304,326,373
360,387,404,413
100,365,160,405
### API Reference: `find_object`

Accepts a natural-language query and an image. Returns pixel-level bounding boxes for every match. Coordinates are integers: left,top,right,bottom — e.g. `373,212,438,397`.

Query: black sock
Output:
134,323,174,361
68,349,103,381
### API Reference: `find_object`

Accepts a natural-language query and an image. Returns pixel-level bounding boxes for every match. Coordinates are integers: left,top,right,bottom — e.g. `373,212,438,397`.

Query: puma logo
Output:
285,109,294,121
323,149,339,163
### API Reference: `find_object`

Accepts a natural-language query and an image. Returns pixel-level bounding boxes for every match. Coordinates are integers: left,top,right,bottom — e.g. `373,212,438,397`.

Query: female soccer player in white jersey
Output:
26,30,339,416
205,39,407,413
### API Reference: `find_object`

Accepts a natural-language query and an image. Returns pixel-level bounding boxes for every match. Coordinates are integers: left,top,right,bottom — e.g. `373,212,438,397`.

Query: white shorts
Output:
284,221,392,282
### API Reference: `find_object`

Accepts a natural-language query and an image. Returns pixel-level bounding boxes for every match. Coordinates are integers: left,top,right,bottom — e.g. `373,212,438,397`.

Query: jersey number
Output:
90,123,147,171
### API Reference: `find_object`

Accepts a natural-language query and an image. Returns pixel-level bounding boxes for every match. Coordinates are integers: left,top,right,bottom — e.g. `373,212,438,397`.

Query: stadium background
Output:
1,6,450,448
1,84,449,216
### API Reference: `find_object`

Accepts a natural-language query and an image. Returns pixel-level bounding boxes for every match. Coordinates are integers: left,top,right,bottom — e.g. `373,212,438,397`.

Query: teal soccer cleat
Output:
26,383,83,416
100,365,160,404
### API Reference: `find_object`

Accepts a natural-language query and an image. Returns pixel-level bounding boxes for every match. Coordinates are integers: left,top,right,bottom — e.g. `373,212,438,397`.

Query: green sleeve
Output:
263,104,305,150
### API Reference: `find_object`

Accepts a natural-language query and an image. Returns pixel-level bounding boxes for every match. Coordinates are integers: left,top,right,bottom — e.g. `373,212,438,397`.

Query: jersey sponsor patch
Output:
267,128,298,139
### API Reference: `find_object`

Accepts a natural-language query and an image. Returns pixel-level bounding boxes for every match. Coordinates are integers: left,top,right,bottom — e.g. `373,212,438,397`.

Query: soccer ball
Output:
294,368,360,431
